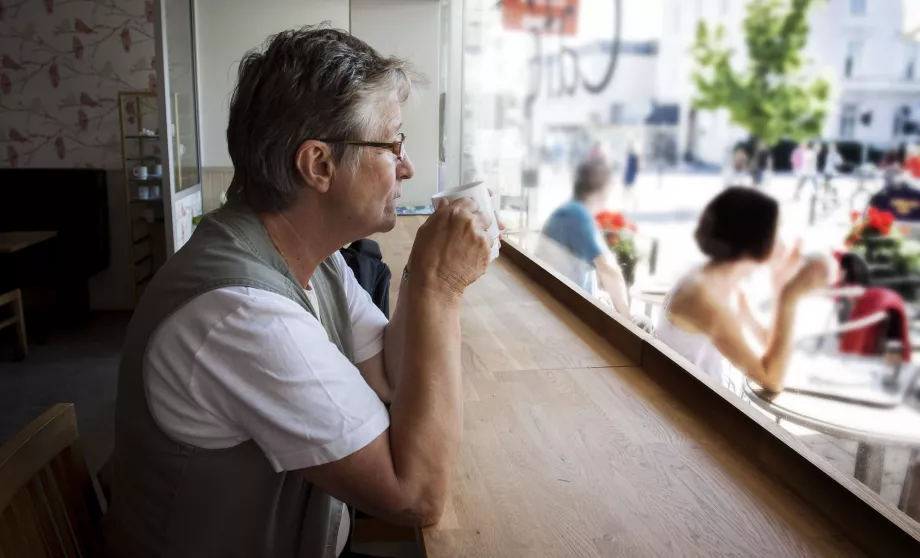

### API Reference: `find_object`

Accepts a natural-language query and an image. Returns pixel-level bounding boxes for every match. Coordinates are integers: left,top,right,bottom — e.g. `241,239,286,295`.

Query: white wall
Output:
351,0,441,207
195,0,350,168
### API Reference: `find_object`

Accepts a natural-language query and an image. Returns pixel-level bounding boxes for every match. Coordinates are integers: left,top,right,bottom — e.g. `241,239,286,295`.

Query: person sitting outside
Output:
537,160,631,315
654,187,831,393
103,26,495,558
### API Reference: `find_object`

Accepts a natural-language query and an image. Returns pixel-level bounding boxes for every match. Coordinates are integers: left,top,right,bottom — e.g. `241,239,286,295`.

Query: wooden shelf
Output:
130,197,163,203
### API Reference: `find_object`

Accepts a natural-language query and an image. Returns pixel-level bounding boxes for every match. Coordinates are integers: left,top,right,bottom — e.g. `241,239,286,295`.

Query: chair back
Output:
0,404,103,557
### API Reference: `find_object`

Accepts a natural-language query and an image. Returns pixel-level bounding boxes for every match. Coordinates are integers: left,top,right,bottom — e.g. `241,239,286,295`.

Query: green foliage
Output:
690,0,831,144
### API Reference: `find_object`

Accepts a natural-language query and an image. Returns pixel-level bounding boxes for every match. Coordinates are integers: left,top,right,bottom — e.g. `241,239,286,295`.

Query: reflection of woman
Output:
655,188,831,392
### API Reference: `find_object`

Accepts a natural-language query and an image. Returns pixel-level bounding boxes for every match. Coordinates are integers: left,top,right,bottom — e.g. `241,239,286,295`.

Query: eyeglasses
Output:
318,133,406,161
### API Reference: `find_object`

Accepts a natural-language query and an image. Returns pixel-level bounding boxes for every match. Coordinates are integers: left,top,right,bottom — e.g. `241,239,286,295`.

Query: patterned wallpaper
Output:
0,0,156,168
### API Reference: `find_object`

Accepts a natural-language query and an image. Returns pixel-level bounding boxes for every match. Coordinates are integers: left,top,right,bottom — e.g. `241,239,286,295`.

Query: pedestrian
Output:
751,140,773,188
794,141,819,200
622,140,641,208
822,142,843,201
623,141,641,190
724,146,751,187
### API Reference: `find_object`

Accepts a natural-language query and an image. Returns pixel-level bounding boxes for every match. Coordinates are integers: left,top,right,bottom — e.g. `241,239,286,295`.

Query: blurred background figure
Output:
879,147,903,170
822,142,843,202
794,141,819,200
655,187,830,392
537,160,631,316
724,146,751,187
622,140,642,208
905,145,920,180
751,139,773,189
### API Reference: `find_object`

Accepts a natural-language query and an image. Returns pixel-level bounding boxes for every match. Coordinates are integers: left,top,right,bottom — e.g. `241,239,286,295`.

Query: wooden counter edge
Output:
499,240,920,557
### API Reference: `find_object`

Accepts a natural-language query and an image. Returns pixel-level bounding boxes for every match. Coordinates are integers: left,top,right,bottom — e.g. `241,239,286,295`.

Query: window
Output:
844,41,862,78
849,0,867,15
840,104,858,138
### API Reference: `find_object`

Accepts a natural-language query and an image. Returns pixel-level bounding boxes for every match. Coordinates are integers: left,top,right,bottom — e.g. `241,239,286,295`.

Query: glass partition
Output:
460,0,920,526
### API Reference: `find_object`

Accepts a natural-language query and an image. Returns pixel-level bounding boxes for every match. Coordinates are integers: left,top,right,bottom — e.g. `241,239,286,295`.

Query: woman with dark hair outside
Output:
654,187,832,393
538,160,631,316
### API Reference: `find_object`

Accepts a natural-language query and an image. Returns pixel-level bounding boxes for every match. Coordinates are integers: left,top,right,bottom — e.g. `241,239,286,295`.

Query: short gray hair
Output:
226,25,417,213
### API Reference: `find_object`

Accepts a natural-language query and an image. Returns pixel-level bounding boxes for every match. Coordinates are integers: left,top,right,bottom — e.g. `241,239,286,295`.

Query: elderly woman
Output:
104,27,494,557
655,188,831,393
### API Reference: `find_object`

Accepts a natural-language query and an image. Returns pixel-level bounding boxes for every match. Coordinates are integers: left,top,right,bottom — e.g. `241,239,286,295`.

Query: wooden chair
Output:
0,404,104,557
0,289,27,360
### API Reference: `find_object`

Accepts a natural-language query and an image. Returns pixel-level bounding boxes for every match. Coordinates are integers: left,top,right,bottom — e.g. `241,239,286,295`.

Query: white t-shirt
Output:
144,253,391,474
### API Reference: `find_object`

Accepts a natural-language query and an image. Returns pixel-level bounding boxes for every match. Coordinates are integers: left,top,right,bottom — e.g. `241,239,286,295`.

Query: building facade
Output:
660,0,920,165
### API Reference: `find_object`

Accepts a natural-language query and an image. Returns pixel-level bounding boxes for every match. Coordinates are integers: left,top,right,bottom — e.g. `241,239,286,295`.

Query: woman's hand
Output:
770,239,803,293
786,256,833,298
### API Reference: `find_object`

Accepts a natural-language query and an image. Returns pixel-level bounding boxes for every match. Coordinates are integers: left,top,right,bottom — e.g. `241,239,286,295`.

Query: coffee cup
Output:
431,181,500,261
133,165,148,180
138,185,150,200
152,164,163,177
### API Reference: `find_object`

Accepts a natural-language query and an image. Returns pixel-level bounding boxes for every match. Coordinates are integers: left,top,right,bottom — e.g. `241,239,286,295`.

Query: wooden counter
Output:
374,217,916,557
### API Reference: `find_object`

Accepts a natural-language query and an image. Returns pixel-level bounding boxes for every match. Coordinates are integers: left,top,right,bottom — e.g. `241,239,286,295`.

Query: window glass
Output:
456,0,920,530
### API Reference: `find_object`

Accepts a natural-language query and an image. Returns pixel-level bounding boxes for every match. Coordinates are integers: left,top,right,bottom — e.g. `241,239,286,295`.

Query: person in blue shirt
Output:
538,160,631,315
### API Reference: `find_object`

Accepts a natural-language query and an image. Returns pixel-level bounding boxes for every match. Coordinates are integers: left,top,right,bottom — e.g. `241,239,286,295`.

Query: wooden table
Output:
375,218,865,557
0,231,57,254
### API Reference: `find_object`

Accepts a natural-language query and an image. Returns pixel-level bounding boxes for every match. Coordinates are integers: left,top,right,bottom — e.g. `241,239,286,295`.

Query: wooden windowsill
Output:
498,238,920,556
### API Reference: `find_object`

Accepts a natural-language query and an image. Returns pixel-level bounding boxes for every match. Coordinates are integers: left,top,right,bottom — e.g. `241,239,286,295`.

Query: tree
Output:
690,0,831,145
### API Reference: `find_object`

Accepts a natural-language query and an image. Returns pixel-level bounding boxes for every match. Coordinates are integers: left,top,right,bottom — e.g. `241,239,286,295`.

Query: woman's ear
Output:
295,140,334,193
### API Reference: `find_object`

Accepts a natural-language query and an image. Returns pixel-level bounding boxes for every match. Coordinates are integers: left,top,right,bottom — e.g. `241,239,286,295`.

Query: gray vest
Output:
104,203,354,558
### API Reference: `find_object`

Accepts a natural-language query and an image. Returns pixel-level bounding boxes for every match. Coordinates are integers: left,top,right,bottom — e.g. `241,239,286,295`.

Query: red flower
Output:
610,213,626,229
627,223,637,232
850,210,861,223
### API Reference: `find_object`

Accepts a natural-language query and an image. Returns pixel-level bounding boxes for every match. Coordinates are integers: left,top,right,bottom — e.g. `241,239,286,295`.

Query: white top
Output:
144,252,391,473
654,286,726,383
802,148,818,176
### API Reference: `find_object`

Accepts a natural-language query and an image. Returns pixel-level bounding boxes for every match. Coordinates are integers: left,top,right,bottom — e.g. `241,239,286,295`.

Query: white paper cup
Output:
431,181,501,261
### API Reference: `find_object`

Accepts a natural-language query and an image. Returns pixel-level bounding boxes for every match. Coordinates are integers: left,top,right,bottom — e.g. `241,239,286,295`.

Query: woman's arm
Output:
671,259,827,393
671,285,801,393
737,291,769,347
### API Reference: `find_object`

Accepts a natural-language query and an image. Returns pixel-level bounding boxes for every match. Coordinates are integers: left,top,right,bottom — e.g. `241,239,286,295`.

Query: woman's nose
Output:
398,151,415,180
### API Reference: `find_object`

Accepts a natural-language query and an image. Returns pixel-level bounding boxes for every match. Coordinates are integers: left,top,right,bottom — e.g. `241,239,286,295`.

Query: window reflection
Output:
462,0,920,524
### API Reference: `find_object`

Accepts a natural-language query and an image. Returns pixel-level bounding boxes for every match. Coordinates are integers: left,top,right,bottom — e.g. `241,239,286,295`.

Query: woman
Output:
655,187,831,393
